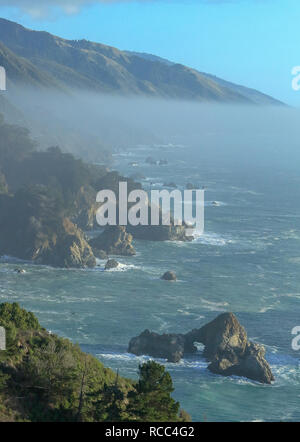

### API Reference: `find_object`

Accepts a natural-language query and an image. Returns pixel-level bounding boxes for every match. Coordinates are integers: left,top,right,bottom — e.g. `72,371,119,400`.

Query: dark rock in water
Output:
208,340,274,384
128,329,185,363
185,313,274,384
163,182,177,188
233,342,274,384
186,313,274,384
161,271,177,281
90,226,136,257
15,268,26,274
105,259,119,270
186,183,197,190
185,312,247,360
128,312,274,384
145,156,157,165
159,159,168,166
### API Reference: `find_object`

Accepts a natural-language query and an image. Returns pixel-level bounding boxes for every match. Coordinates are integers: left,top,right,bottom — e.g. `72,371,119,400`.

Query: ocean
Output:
1,138,300,422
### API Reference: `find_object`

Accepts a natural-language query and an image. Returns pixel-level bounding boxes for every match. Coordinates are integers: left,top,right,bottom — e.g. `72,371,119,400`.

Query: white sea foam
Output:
258,305,279,313
193,232,233,246
97,351,208,371
97,352,153,363
229,186,263,196
288,257,300,265
200,299,229,311
206,200,227,207
96,349,299,389
95,259,141,272
112,151,135,158
106,262,141,272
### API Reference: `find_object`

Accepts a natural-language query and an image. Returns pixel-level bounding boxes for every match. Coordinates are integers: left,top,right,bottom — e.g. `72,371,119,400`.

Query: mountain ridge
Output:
0,18,283,105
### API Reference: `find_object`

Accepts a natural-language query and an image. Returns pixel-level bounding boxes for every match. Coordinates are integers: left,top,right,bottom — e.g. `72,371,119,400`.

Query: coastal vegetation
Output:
0,302,190,422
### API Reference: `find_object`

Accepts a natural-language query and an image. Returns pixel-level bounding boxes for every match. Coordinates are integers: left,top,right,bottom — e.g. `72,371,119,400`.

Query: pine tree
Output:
128,361,180,422
89,371,125,422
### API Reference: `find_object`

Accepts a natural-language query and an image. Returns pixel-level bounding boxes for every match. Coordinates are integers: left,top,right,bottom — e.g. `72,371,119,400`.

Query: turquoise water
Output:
1,142,300,422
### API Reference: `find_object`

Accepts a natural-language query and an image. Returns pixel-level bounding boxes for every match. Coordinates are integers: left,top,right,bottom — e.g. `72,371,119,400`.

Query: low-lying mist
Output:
6,87,300,171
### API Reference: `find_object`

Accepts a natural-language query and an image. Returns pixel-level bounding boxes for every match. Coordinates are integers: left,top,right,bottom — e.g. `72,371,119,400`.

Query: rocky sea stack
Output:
161,271,177,281
128,313,274,384
89,226,136,257
105,259,119,270
129,330,185,363
42,218,96,268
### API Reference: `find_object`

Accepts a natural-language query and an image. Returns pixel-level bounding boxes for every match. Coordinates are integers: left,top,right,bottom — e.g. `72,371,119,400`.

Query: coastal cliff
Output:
0,187,96,268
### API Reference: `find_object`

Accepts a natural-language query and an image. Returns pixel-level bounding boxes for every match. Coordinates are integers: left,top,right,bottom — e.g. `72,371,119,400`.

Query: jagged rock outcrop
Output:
89,226,136,257
105,259,119,270
185,312,247,360
186,183,197,190
73,204,98,231
185,313,274,384
128,313,274,384
161,271,177,281
163,182,177,188
39,218,96,268
128,330,186,363
208,340,274,384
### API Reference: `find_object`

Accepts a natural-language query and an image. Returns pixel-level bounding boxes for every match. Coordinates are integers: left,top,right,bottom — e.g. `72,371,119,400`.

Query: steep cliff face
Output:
39,218,96,268
0,188,96,268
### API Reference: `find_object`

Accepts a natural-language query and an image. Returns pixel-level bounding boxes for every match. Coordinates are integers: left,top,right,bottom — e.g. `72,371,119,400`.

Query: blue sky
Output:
0,0,299,105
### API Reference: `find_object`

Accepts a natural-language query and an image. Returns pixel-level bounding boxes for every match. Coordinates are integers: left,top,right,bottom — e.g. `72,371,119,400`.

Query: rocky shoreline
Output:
0,133,193,269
